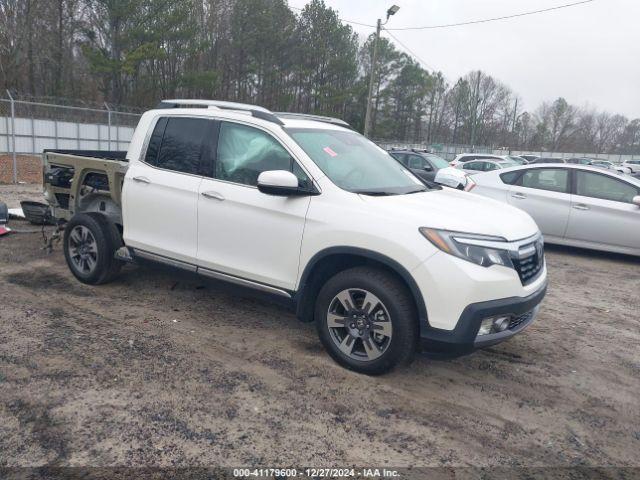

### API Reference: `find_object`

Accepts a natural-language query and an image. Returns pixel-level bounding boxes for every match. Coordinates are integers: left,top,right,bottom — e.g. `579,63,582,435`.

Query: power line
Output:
288,5,375,28
382,29,440,75
385,0,595,31
383,29,461,89
289,0,596,31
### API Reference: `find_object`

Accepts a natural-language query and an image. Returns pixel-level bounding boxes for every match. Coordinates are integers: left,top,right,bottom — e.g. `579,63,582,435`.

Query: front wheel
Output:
315,267,418,375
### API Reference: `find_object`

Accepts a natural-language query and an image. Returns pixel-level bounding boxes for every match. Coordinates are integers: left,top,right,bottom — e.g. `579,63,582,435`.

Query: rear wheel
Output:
315,267,418,375
63,213,123,285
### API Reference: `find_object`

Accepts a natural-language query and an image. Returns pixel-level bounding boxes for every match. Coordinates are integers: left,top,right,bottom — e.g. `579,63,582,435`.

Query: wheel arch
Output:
294,247,428,326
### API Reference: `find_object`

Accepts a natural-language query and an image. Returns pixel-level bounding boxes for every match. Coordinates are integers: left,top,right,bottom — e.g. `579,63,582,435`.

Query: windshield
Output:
286,128,427,194
425,154,450,169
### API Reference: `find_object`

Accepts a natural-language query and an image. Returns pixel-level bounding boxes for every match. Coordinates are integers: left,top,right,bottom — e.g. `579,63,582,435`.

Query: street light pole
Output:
470,71,482,150
364,5,400,138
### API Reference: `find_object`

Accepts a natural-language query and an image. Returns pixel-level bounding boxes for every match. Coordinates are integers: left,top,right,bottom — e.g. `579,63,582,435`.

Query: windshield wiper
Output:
353,190,397,196
405,188,428,194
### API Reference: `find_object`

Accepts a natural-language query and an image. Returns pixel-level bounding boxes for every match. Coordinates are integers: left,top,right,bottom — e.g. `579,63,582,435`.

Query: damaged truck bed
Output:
43,150,128,227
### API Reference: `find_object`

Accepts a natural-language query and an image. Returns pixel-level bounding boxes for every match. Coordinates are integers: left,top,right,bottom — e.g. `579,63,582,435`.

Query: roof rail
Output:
156,99,284,126
274,112,351,129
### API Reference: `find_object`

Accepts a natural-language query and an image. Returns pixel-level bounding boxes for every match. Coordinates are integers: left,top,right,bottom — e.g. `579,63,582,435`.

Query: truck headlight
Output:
419,228,514,268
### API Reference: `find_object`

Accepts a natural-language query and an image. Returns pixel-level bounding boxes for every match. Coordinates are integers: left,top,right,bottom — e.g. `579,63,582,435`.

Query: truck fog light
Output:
478,319,494,336
477,315,512,336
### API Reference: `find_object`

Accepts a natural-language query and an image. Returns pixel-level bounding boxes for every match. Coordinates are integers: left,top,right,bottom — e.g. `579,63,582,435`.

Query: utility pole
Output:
470,71,482,150
510,98,519,153
364,5,400,138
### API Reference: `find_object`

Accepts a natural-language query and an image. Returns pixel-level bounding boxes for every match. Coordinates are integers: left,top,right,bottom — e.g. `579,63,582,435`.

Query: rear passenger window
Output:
575,171,638,203
154,117,211,175
520,168,569,193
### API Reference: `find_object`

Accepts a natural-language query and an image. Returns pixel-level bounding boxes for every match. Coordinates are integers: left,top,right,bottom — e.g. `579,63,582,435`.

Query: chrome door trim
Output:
197,267,292,298
134,249,198,272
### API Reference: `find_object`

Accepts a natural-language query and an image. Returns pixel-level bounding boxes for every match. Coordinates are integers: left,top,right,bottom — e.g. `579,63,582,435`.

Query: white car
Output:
589,160,632,175
469,164,640,256
622,160,640,174
450,153,506,167
456,158,519,174
42,100,547,374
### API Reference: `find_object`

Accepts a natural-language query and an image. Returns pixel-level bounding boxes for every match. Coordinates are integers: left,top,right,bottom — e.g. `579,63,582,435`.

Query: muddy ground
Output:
0,184,639,473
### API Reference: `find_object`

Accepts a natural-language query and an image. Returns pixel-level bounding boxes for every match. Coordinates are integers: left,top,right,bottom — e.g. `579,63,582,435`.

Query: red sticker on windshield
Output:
323,147,338,157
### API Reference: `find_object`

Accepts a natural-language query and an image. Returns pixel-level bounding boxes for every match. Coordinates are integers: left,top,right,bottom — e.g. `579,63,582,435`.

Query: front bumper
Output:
419,281,547,356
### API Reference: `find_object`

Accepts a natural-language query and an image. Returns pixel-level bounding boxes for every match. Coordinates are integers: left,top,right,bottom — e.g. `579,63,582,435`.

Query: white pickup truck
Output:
43,100,547,374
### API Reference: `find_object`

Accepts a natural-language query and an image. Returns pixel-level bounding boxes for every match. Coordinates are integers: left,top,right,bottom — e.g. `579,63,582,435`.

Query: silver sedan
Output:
468,164,640,256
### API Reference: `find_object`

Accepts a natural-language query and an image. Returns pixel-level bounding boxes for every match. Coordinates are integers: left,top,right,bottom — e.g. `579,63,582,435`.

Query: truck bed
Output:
43,150,129,225
43,149,128,162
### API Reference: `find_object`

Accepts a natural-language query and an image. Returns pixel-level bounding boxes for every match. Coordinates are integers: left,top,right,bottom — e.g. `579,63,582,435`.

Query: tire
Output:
63,213,123,285
315,266,418,375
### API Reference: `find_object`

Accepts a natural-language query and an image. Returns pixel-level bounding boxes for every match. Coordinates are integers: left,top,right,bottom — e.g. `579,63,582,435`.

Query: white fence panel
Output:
0,116,139,155
34,119,56,137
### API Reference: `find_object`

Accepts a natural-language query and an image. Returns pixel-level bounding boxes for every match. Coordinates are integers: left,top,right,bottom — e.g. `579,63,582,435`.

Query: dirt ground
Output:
0,184,639,472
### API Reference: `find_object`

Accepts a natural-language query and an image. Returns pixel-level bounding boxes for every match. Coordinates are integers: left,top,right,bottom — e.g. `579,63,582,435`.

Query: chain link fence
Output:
0,92,142,184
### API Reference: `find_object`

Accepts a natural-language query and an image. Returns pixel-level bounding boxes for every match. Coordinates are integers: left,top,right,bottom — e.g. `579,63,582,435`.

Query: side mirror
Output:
257,170,313,196
633,196,640,207
434,167,469,190
423,165,433,172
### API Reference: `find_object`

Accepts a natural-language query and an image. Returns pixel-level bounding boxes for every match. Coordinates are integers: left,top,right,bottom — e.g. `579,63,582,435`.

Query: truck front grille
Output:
511,237,544,285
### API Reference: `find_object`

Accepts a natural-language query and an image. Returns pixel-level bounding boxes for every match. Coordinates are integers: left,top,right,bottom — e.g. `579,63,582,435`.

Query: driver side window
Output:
215,122,310,188
408,155,427,169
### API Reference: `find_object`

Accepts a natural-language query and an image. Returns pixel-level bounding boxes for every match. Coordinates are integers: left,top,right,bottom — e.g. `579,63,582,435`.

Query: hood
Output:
359,188,539,241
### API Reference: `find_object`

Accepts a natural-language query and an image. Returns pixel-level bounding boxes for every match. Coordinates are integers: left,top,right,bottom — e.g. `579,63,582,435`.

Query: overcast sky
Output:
288,0,640,118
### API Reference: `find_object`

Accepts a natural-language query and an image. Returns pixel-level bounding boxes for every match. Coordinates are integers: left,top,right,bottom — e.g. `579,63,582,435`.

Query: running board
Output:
131,248,291,299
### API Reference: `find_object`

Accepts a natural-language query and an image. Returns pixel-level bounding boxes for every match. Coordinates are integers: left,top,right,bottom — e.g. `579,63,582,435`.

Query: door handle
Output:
573,204,590,211
132,176,150,184
511,192,526,199
201,191,225,201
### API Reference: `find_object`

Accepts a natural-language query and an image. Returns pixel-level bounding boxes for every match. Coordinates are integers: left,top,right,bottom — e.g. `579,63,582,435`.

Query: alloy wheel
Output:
326,288,393,362
68,225,98,274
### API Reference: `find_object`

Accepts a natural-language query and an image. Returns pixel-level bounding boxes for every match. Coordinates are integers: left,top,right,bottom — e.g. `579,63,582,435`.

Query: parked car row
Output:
387,148,640,257
446,152,636,175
